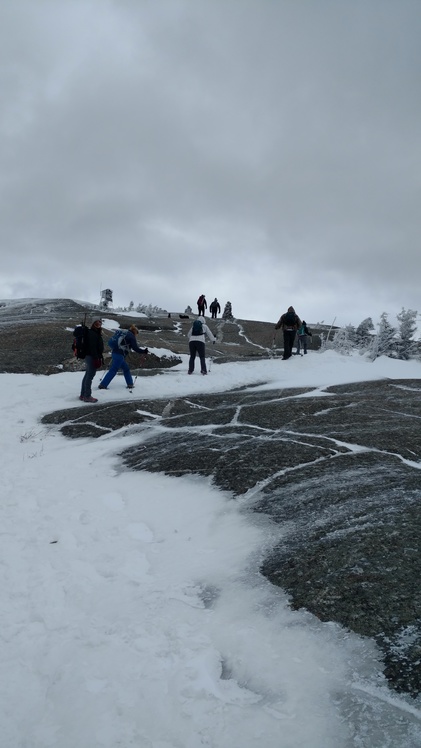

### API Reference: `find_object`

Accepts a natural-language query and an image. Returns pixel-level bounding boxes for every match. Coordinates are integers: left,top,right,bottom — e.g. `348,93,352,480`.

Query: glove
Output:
213,340,215,344
142,348,149,355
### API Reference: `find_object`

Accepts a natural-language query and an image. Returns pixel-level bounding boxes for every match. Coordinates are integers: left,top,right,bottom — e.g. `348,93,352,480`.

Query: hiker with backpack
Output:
197,294,207,317
79,319,104,403
274,306,301,360
99,325,148,390
295,320,312,355
188,318,216,375
209,298,221,319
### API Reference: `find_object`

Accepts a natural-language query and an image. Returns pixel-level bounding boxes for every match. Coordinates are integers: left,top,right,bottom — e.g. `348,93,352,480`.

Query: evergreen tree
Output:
395,308,418,360
355,317,374,349
370,312,397,360
330,326,355,354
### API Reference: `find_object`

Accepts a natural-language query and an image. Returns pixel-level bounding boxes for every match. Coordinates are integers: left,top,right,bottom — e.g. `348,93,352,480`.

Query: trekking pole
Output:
127,375,138,392
270,331,276,357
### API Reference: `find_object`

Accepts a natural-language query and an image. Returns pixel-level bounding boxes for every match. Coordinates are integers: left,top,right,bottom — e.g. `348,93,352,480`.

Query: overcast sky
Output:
1,0,420,327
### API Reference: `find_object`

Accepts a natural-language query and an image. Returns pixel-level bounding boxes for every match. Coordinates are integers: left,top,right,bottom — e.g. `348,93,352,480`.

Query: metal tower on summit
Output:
100,289,113,310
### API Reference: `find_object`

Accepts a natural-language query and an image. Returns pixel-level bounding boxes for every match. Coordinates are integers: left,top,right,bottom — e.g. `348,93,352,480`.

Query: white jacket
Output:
188,319,216,344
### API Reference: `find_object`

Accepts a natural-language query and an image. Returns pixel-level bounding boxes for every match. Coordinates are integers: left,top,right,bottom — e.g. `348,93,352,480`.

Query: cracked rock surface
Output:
42,377,421,697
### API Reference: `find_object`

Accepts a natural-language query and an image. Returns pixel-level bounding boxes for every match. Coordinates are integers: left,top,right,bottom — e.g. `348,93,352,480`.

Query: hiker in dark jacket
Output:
295,320,312,355
99,325,148,390
274,306,301,360
209,298,221,319
80,319,104,402
188,318,216,375
197,294,207,316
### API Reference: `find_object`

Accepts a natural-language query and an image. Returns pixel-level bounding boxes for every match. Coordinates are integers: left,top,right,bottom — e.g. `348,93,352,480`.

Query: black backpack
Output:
72,324,89,359
192,319,204,336
283,311,297,327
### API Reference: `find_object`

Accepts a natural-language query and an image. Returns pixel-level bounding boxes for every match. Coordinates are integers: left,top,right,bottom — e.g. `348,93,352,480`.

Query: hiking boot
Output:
126,384,134,389
83,396,98,403
98,385,107,390
188,371,193,375
201,371,207,375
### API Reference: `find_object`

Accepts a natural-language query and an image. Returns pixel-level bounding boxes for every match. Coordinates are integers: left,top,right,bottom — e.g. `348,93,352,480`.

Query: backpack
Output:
197,295,205,306
191,319,204,336
72,324,89,359
298,324,305,336
283,311,297,327
108,330,130,353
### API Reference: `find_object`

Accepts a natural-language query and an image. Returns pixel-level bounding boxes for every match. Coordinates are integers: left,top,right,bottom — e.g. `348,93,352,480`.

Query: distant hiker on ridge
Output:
197,294,207,317
209,298,221,319
275,306,301,360
80,319,104,403
99,325,148,390
187,317,215,375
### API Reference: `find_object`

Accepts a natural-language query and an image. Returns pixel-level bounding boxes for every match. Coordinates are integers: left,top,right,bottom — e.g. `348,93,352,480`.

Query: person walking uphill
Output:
295,320,312,355
197,294,207,317
275,306,301,360
188,317,215,375
80,319,104,402
99,325,148,390
209,298,221,319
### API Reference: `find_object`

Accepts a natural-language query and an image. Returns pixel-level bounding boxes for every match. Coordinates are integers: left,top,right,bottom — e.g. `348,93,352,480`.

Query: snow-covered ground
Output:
2,350,421,747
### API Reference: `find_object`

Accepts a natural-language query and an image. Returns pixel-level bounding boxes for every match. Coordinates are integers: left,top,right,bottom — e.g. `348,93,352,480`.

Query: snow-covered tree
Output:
329,326,356,354
135,303,167,316
395,308,418,360
370,312,397,360
355,317,374,349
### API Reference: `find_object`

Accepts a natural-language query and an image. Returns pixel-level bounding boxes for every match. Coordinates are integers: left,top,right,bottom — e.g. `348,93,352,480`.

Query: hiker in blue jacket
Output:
188,318,216,375
99,325,148,390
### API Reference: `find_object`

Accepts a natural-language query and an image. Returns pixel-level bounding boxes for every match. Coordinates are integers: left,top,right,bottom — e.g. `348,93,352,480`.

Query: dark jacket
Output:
86,328,104,358
275,308,301,331
121,330,148,357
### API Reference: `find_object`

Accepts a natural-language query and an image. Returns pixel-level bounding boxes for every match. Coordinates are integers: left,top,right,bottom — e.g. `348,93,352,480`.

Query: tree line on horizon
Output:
326,308,419,361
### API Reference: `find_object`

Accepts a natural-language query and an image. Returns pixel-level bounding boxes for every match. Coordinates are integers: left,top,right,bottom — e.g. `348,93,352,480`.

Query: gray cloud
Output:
1,0,420,327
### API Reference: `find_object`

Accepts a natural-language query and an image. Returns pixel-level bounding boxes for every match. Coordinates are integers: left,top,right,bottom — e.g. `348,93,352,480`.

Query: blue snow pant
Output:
189,340,207,373
100,352,133,388
81,355,98,398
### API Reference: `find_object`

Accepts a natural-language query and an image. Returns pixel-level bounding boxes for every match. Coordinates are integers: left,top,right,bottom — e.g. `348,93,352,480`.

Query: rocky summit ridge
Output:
0,297,323,374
